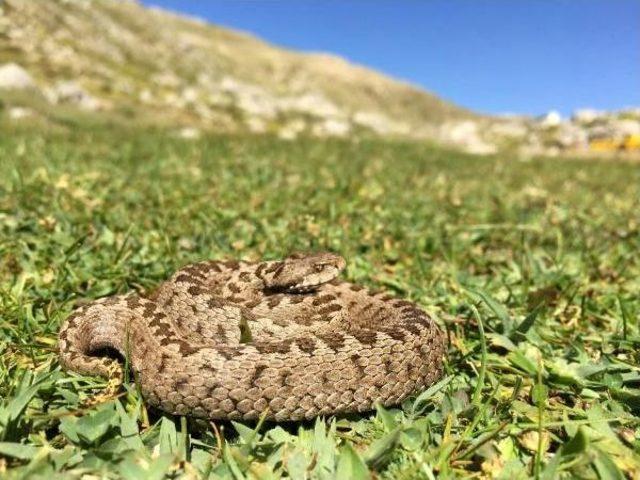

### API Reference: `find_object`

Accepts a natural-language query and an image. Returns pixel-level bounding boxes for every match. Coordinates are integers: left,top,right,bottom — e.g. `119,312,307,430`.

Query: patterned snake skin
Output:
58,253,445,421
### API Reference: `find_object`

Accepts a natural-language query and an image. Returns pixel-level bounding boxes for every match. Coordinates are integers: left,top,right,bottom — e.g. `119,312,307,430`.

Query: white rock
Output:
610,119,640,137
193,103,214,121
0,63,35,89
239,95,277,119
572,108,603,124
353,111,409,135
312,118,351,137
238,89,278,119
440,120,498,155
219,76,250,94
219,77,278,119
139,88,153,103
177,127,201,139
279,93,342,118
519,134,546,157
465,142,498,155
47,81,103,110
278,119,306,140
278,128,298,141
181,86,199,104
8,106,33,119
587,124,615,140
152,71,181,88
489,120,528,138
555,123,588,149
245,116,267,133
538,110,562,127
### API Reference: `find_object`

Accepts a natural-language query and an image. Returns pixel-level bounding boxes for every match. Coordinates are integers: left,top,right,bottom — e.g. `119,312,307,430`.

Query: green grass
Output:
1,125,639,479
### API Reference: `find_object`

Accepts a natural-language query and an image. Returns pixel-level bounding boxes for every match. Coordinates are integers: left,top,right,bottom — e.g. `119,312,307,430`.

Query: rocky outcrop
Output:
439,121,498,155
435,109,640,156
0,63,35,90
534,109,640,153
45,81,106,110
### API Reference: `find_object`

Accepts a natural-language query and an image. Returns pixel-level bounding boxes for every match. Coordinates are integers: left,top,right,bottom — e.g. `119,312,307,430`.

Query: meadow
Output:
1,125,639,478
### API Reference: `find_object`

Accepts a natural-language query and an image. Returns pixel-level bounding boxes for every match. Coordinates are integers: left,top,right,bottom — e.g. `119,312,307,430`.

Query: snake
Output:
58,252,445,421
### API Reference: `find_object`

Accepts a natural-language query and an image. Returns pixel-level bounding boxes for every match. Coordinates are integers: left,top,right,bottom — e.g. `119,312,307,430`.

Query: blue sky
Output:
144,1,639,116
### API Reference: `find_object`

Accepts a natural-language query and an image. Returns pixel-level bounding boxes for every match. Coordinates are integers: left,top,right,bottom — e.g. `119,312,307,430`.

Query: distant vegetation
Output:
1,123,639,478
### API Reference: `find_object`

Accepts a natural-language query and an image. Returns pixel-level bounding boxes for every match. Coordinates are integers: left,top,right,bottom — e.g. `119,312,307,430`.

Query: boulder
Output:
555,123,588,149
312,118,351,137
177,127,201,139
279,93,343,118
245,116,267,133
538,110,562,128
572,109,603,124
46,80,103,110
440,120,498,155
353,111,409,135
8,106,33,119
278,119,306,140
610,119,640,137
489,120,528,138
0,63,35,89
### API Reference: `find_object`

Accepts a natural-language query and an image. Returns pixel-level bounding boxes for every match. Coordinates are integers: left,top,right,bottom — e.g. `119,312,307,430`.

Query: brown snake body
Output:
58,253,445,421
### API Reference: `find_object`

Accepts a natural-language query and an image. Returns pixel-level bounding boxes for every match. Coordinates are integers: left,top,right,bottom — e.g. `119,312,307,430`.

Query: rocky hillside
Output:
2,0,638,157
0,0,477,142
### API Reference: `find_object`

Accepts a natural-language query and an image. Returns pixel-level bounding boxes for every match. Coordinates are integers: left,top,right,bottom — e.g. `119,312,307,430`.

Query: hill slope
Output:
0,0,475,139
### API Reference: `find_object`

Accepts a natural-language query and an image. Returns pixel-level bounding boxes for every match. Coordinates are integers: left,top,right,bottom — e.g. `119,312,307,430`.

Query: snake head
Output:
263,252,346,293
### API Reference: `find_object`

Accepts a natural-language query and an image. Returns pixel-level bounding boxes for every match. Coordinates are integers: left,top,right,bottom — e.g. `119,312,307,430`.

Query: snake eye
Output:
314,264,325,273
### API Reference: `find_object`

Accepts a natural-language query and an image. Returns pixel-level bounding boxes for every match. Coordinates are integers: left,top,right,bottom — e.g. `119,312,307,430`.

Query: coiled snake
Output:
58,253,445,421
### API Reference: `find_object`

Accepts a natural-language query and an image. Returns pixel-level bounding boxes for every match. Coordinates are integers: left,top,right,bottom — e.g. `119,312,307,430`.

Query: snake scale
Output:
59,253,445,421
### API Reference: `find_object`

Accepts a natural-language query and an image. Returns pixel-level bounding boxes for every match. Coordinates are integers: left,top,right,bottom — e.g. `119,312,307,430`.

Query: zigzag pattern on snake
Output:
58,252,445,421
